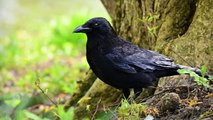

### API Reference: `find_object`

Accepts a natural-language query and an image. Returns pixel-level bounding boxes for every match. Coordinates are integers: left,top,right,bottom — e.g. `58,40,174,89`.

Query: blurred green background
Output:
0,0,109,119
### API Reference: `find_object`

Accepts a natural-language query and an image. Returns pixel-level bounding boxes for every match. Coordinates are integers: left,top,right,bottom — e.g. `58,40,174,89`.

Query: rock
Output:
156,92,181,112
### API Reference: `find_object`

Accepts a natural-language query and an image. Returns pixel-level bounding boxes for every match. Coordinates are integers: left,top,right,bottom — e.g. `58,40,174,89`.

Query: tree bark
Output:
66,0,213,119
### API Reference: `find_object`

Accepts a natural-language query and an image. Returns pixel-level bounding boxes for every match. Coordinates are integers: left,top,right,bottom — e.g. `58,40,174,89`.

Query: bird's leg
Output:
122,88,130,99
133,88,142,100
122,88,134,104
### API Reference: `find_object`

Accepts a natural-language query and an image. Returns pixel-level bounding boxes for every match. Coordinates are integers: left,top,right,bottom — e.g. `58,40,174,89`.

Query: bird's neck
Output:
86,32,122,54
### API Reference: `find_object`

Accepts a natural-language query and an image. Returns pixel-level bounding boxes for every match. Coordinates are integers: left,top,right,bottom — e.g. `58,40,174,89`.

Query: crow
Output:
73,17,209,99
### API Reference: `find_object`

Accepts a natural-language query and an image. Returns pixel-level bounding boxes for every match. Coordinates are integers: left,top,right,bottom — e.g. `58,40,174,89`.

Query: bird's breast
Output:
86,49,107,76
86,49,121,87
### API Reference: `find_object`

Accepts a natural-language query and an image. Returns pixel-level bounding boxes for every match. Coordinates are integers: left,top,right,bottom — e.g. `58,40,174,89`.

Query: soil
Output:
145,85,213,120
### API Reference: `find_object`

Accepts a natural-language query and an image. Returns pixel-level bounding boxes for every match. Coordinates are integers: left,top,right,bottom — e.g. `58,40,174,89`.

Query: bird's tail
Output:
178,65,209,78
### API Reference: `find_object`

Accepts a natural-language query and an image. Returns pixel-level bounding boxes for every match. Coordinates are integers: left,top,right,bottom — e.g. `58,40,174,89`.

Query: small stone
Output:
157,92,181,112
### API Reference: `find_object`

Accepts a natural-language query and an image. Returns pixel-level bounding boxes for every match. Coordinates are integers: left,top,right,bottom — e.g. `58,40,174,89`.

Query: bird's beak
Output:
73,25,91,33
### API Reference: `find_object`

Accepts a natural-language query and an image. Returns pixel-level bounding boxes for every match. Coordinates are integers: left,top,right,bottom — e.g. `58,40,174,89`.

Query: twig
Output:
109,103,121,120
35,71,58,107
91,98,102,120
169,48,193,67
140,85,195,103
140,89,171,103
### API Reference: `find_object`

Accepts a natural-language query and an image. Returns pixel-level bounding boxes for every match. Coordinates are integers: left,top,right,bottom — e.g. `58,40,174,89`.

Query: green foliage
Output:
96,100,148,120
209,75,213,80
54,105,74,120
24,111,50,120
0,15,90,68
139,13,159,35
49,16,87,50
118,99,147,120
0,0,110,119
0,13,91,119
95,108,115,120
118,99,131,116
177,66,210,87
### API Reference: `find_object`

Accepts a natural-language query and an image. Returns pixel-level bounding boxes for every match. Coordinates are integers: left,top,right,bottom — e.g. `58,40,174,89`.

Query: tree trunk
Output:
66,0,213,119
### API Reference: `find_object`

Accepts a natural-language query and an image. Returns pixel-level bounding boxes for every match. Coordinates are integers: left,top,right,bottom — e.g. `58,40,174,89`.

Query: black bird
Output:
73,17,209,99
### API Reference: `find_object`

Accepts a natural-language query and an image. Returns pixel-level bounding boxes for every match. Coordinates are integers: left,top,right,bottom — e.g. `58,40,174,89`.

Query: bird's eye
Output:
94,23,98,26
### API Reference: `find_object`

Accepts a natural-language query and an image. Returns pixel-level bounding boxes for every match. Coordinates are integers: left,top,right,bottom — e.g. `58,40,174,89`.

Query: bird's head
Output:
73,17,116,36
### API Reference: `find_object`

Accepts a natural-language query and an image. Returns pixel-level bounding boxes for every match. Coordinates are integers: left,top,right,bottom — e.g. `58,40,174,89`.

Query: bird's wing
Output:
105,47,178,74
105,53,138,74
126,50,178,70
